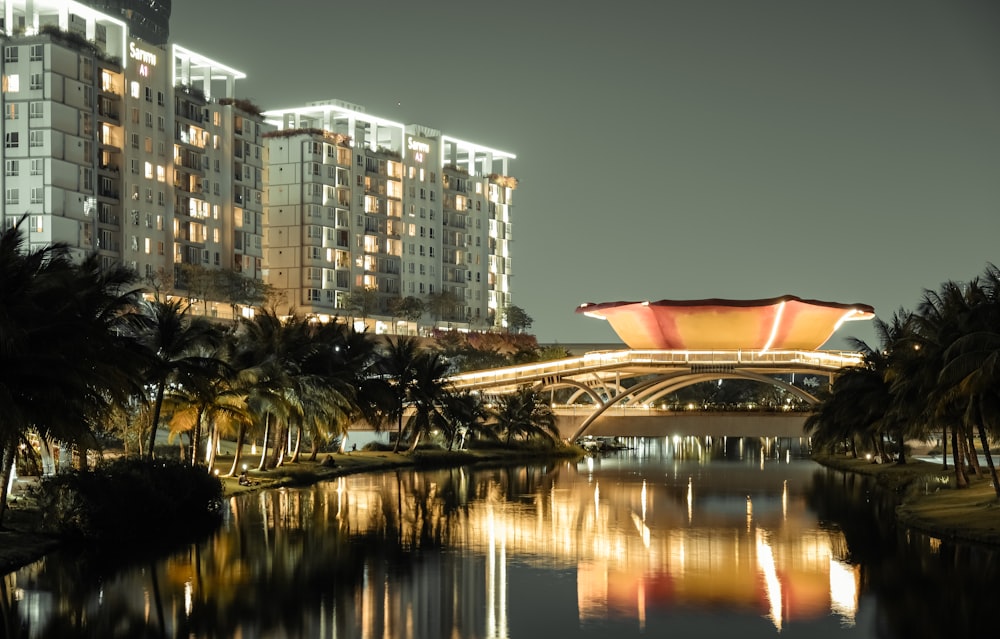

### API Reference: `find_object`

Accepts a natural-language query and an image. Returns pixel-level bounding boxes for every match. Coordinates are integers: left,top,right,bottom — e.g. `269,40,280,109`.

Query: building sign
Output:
129,42,157,77
407,136,430,163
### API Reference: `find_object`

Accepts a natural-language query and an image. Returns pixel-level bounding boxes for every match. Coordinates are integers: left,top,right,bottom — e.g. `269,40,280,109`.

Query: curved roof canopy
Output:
576,295,875,351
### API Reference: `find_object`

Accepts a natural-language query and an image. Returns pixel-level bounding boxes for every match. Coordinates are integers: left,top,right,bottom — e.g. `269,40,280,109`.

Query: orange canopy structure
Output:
575,295,875,351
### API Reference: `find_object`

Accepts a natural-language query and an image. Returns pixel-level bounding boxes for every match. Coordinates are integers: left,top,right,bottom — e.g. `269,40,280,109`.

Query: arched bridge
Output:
446,349,861,441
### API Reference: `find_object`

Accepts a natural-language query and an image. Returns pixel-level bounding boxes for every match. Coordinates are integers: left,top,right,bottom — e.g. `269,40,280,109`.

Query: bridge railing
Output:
447,349,864,391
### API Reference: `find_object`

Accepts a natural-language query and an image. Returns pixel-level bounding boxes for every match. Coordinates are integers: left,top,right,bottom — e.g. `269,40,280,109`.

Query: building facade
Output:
1,2,517,331
76,0,170,45
263,101,516,332
1,0,266,319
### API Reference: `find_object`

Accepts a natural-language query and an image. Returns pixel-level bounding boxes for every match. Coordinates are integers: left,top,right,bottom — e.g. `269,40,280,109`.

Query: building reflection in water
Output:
4,437,862,638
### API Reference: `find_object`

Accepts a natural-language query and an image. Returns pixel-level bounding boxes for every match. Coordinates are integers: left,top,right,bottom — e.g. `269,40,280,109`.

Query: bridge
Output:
446,348,863,441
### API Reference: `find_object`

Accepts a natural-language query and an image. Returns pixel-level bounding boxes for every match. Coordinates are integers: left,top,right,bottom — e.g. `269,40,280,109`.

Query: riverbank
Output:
812,452,1000,546
0,446,582,575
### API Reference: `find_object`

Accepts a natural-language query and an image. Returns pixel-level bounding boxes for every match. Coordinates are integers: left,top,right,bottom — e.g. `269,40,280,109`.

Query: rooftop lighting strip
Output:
760,300,786,353
40,0,127,69
441,135,516,160
171,44,246,80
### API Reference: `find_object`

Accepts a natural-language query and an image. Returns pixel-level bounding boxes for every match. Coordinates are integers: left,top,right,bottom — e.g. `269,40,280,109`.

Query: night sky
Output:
170,0,1000,349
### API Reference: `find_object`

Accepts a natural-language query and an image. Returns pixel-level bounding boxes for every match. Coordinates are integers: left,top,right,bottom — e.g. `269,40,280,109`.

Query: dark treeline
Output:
0,219,565,528
807,263,1000,496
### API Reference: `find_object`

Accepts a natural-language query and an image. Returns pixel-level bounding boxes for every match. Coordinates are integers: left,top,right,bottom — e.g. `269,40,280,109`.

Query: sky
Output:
170,0,1000,349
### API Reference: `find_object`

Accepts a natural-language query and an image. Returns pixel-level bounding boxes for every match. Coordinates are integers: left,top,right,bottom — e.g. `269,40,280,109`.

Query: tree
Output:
134,299,225,459
440,391,491,450
378,336,424,452
489,387,559,445
343,286,379,324
388,295,425,332
399,352,453,451
426,290,461,323
0,220,144,526
503,304,533,334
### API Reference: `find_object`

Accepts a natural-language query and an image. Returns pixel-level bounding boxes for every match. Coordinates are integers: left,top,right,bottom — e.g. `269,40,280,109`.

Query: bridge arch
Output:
444,348,860,441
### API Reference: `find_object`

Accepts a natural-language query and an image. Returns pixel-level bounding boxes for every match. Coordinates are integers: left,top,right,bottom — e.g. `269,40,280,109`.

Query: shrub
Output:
37,458,223,545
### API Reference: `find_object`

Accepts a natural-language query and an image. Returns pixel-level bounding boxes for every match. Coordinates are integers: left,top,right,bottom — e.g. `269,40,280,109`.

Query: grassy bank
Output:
812,452,1000,546
1,445,583,575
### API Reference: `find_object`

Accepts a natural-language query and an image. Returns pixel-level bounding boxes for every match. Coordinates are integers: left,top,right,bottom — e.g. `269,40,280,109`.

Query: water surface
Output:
4,439,1000,638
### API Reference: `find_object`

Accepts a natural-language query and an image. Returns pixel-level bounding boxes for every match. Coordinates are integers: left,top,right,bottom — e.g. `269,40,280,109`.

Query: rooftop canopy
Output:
576,295,875,351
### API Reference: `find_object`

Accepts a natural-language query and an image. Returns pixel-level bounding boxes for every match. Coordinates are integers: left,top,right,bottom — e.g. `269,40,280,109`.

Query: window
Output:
157,115,164,131
29,102,42,119
4,160,18,176
144,86,152,102
145,112,152,127
130,159,139,174
131,107,139,123
29,130,43,147
5,188,18,205
29,44,43,61
157,91,164,106
130,133,139,149
3,74,19,92
30,159,42,175
4,47,18,62
4,103,16,119
29,73,41,90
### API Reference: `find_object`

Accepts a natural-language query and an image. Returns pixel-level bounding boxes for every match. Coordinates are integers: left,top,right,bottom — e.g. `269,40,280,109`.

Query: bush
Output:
37,458,224,545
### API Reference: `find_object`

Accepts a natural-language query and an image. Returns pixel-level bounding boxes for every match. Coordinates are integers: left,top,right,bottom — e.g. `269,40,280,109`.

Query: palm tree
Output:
0,220,144,525
489,386,560,445
403,352,453,452
913,279,984,483
440,390,491,450
378,336,424,452
134,299,225,459
937,266,1000,498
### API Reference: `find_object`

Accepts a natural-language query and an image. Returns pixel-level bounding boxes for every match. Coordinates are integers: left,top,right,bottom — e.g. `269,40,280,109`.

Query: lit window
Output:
4,74,20,92
130,82,140,98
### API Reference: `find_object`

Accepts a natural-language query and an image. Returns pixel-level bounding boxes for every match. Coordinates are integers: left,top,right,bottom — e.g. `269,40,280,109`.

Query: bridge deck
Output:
447,348,862,393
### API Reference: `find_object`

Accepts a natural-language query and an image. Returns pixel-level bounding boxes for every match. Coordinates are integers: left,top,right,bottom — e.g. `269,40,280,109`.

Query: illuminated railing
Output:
447,349,864,392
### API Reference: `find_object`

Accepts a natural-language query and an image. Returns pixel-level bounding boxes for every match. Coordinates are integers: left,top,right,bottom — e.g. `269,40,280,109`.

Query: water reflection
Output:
4,439,1000,638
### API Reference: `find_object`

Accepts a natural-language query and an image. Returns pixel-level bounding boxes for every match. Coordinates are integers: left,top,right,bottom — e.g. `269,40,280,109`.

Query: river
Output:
4,437,1000,638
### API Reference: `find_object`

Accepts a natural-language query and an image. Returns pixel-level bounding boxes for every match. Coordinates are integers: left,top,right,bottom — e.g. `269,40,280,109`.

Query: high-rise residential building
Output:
262,100,516,332
1,0,266,318
76,0,170,44
1,3,517,331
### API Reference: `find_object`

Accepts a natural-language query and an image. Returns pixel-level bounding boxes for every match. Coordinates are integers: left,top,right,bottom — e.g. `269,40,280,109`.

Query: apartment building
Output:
76,0,170,45
1,3,517,330
0,0,265,318
263,101,516,332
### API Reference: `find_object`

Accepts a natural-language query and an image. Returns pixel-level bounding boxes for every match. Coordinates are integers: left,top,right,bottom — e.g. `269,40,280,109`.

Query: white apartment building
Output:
263,100,516,332
2,4,516,329
1,0,266,318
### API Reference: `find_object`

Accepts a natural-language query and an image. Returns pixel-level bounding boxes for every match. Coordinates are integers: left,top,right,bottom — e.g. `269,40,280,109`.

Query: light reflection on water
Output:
5,438,1000,638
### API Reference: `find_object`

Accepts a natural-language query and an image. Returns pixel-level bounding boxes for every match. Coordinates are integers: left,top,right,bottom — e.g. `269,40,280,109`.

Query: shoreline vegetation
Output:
7,445,1000,577
0,445,583,575
813,452,1000,546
